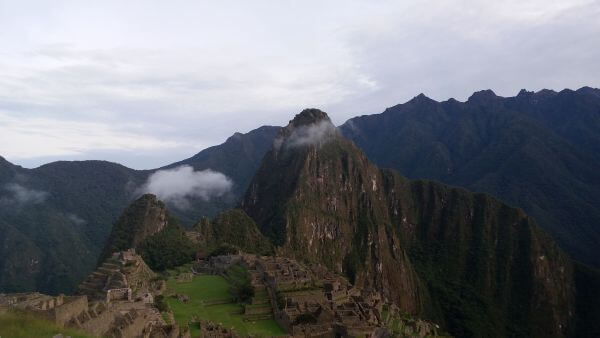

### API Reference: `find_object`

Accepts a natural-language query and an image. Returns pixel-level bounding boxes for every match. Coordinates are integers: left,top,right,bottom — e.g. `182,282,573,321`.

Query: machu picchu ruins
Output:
1,247,445,337
0,249,182,338
192,253,443,337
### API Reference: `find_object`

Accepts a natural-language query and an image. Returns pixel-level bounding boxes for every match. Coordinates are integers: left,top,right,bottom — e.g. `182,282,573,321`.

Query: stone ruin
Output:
192,253,444,337
198,320,240,338
1,249,186,338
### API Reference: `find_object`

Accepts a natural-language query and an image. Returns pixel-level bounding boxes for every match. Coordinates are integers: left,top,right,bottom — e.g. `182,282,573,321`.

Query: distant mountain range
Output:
0,87,598,298
0,126,278,294
340,87,600,268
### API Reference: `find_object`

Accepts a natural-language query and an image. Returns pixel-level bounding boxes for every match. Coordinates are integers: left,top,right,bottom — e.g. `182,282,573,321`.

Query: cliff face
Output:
98,194,168,264
340,88,600,268
242,109,575,337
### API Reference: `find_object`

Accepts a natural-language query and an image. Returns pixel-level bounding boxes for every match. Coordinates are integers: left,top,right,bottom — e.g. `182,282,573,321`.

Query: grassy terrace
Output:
166,274,285,337
0,310,91,338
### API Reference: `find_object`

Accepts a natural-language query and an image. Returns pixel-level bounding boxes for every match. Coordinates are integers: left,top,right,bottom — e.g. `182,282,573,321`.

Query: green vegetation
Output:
340,88,600,269
193,209,274,256
154,294,169,312
0,310,91,338
138,219,196,271
208,244,239,257
224,263,254,303
165,274,285,337
0,126,279,295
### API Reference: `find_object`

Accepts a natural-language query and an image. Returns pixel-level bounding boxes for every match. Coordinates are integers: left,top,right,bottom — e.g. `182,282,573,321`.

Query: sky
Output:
1,0,599,169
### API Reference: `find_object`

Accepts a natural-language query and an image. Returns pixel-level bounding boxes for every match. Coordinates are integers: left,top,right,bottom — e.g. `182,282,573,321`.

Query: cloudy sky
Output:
1,0,599,169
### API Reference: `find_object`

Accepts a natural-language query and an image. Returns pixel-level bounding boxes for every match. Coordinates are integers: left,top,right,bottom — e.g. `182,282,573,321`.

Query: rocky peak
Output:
408,93,436,104
517,89,534,97
242,111,575,337
467,89,499,103
288,108,332,128
274,109,338,150
97,193,169,265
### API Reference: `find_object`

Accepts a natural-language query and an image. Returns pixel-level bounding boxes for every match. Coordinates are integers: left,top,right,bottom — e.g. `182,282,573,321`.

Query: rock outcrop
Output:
242,109,575,337
98,194,168,265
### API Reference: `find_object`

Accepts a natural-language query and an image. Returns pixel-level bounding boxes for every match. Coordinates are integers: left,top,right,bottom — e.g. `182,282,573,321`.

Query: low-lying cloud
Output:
67,213,87,226
286,121,338,148
0,183,48,205
139,165,233,209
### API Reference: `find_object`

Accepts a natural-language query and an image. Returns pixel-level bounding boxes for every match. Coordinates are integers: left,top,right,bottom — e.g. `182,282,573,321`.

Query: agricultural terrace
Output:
165,268,285,337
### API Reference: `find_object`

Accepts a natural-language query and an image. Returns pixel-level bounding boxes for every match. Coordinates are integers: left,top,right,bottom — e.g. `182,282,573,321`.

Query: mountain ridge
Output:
241,109,575,337
341,86,600,267
1,86,598,299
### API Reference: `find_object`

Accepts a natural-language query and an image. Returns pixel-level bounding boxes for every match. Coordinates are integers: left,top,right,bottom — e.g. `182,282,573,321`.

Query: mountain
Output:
0,159,145,294
340,87,600,267
98,194,169,264
188,209,274,256
99,193,196,271
2,84,598,308
0,126,279,294
242,109,575,337
164,125,280,224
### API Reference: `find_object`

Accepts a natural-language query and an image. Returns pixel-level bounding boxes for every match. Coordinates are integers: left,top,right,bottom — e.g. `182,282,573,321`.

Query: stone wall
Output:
80,305,116,337
106,288,132,303
52,296,88,327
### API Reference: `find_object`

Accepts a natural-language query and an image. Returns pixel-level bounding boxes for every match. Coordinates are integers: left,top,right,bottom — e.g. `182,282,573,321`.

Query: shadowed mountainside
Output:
340,87,600,267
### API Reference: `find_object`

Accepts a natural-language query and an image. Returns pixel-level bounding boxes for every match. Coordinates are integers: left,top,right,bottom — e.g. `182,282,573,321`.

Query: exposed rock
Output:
98,194,168,265
242,109,575,337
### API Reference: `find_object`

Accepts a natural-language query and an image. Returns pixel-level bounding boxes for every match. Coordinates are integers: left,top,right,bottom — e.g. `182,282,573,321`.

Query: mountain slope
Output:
189,209,274,256
98,194,169,264
340,88,600,267
164,125,280,224
242,109,575,337
0,159,144,294
99,193,195,271
0,126,279,294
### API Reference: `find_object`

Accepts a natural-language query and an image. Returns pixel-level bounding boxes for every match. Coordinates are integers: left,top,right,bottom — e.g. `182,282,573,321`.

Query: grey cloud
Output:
138,165,233,209
1,183,49,205
67,213,87,226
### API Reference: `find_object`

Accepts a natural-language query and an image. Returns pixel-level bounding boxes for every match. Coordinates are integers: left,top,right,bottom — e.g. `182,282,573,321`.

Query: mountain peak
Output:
468,89,498,103
577,86,600,97
517,89,534,97
289,108,331,128
274,109,338,150
407,93,436,104
97,193,169,265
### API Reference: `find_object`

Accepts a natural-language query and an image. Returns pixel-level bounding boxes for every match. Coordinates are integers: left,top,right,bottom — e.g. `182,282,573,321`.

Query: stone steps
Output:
243,313,274,321
98,267,118,275
102,262,121,270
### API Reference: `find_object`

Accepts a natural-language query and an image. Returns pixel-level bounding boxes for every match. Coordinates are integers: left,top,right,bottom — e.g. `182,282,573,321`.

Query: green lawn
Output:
166,275,286,337
0,310,91,338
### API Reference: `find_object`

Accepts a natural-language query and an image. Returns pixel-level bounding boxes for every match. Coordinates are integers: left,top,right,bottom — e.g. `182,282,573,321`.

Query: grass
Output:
166,275,286,337
0,310,92,338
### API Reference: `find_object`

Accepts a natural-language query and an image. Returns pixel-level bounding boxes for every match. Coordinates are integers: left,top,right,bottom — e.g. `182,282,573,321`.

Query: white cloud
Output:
1,183,48,205
285,121,338,148
139,165,233,209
